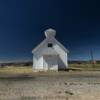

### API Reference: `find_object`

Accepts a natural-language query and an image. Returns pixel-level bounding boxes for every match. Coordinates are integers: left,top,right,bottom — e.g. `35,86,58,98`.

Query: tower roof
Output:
45,28,56,38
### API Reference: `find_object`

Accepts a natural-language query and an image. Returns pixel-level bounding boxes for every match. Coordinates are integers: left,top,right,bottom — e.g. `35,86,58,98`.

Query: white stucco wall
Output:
32,37,68,71
53,44,68,69
33,56,43,70
43,55,58,71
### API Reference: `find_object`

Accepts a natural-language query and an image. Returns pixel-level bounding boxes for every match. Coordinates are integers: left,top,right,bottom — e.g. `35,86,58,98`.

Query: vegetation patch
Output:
65,91,74,95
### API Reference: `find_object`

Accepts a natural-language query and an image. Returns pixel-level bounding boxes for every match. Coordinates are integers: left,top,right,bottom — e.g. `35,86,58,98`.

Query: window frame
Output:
48,43,53,47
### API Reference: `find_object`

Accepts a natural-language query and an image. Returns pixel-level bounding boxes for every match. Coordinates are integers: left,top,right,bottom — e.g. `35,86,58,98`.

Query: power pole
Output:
90,49,95,66
90,50,94,62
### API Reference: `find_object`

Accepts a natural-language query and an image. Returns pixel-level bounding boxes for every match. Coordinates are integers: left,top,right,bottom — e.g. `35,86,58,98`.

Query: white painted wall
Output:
53,44,68,69
33,56,43,70
43,55,58,71
32,36,68,71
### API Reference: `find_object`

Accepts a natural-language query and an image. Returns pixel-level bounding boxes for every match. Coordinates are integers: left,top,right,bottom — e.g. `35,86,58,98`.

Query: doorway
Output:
43,55,58,71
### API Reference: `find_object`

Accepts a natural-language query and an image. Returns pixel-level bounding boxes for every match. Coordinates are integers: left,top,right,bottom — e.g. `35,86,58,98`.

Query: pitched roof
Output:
32,37,68,54
32,38,47,54
54,38,68,52
32,28,69,54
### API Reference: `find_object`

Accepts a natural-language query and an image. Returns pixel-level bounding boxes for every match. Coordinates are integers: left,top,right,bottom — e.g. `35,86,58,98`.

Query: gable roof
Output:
32,37,68,54
32,38,47,54
54,38,69,53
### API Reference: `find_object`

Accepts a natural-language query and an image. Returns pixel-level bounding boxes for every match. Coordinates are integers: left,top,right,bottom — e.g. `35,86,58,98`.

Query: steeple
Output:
44,28,56,38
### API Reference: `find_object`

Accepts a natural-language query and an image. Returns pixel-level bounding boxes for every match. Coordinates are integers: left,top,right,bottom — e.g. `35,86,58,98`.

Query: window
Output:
48,43,53,47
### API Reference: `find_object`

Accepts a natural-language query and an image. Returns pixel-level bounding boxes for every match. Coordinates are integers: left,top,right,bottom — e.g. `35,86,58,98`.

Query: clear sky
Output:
0,0,100,62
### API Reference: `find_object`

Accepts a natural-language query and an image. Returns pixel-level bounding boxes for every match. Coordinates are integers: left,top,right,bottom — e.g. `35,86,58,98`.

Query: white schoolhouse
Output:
32,28,68,71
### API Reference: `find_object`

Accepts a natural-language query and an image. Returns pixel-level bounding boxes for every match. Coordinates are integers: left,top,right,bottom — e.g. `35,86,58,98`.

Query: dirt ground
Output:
0,71,100,100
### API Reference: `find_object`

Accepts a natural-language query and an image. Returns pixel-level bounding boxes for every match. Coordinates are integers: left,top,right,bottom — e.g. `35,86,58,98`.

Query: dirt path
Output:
0,71,100,100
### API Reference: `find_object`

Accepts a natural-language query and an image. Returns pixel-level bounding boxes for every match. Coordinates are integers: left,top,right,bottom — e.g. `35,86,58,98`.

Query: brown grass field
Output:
0,64,100,100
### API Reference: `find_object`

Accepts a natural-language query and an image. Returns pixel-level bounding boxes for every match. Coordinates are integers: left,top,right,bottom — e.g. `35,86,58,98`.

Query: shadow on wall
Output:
58,56,68,71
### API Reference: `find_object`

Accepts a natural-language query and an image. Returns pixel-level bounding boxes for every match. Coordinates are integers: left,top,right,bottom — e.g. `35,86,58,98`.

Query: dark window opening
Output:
48,43,53,47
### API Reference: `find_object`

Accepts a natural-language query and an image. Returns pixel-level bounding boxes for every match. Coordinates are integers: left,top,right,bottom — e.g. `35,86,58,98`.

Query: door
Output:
43,55,58,71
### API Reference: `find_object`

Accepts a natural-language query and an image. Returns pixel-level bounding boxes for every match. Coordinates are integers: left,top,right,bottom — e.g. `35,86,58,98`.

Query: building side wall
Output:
32,37,68,71
33,56,43,70
53,44,68,69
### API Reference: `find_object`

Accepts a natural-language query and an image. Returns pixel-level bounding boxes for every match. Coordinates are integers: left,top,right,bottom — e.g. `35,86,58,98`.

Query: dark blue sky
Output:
0,0,100,62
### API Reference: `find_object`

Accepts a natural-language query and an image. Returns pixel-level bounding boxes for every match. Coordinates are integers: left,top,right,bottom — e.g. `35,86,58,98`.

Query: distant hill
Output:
69,60,100,64
0,61,32,68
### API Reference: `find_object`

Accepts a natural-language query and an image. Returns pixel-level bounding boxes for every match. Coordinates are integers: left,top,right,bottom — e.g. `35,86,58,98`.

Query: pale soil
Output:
0,71,100,100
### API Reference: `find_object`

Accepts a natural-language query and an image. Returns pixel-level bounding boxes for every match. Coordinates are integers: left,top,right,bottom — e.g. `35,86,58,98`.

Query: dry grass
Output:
0,66,33,78
69,63,100,71
0,64,100,78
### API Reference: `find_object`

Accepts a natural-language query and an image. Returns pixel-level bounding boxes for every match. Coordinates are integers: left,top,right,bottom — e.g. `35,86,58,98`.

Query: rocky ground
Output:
0,71,100,100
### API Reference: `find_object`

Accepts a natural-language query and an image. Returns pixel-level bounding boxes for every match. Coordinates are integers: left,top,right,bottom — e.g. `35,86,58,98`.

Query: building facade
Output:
32,28,68,71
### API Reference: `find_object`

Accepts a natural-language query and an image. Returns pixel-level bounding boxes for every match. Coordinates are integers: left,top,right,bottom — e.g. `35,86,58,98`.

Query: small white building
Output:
32,28,68,71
